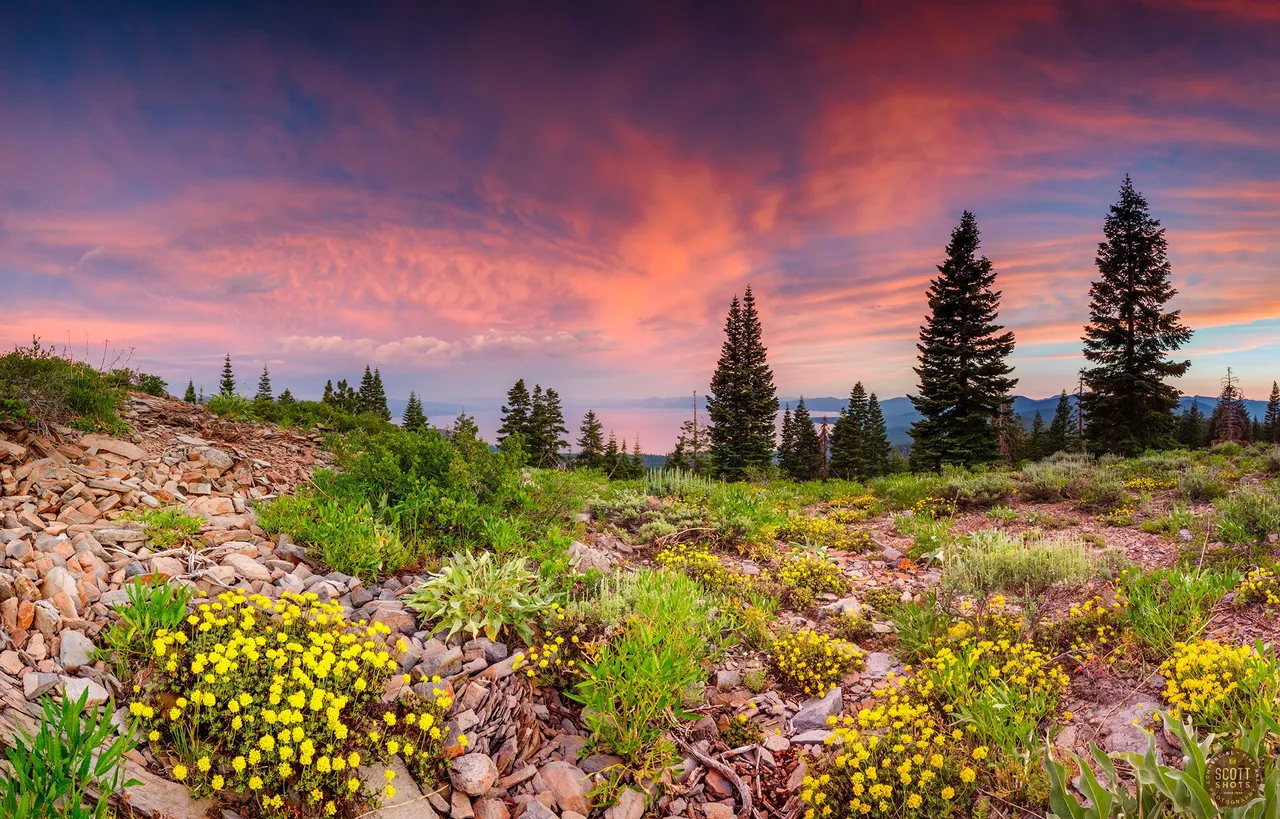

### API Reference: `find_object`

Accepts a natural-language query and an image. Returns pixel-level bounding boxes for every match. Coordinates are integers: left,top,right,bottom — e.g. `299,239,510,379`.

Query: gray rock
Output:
464,637,510,665
567,541,614,574
450,753,499,796
881,546,904,562
418,645,464,678
62,677,109,706
203,448,235,472
222,553,272,583
714,669,741,691
792,729,834,744
790,686,843,732
603,788,645,819
24,672,60,700
863,651,893,678
539,762,590,815
1100,699,1164,757
59,630,96,671
520,802,558,819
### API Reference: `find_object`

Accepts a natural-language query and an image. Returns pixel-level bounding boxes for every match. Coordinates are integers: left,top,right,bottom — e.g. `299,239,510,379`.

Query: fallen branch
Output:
678,739,754,819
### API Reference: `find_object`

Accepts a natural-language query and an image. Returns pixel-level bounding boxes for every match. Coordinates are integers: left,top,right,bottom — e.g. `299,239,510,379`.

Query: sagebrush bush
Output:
937,468,1016,509
944,530,1095,627
406,550,553,642
1177,468,1228,502
1016,453,1097,502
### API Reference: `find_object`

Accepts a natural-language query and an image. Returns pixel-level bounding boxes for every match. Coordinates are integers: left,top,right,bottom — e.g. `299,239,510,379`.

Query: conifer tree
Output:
631,439,644,476
527,386,568,467
334,379,358,414
322,380,335,405
402,391,428,432
447,412,487,459
778,404,796,476
863,393,891,477
1265,381,1280,444
255,366,273,402
183,380,197,403
278,389,295,406
1027,411,1047,462
219,354,236,397
1080,176,1193,456
669,392,710,474
787,397,823,480
370,368,391,420
603,432,621,477
357,366,377,414
909,212,1017,470
665,439,689,471
829,383,868,480
995,402,1028,465
1046,392,1074,456
707,287,778,479
577,410,605,469
497,379,533,446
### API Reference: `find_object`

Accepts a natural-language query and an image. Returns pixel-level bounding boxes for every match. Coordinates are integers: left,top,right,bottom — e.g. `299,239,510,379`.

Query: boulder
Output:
539,762,590,815
59,630,96,671
222,553,272,583
603,789,646,819
451,753,499,796
790,687,843,732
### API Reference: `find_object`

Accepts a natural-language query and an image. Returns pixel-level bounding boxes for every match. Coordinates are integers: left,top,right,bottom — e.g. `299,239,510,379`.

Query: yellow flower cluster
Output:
1058,595,1128,666
1235,568,1280,607
911,497,956,520
1159,639,1280,736
771,629,865,697
916,632,1069,726
1124,476,1175,493
801,686,978,819
830,494,879,512
133,591,451,818
655,543,759,597
778,514,875,553
779,549,850,598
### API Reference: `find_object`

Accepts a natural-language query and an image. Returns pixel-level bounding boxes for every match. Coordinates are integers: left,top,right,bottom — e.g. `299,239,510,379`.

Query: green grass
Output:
1215,487,1280,554
119,505,203,548
868,472,944,510
1119,567,1238,659
100,577,193,679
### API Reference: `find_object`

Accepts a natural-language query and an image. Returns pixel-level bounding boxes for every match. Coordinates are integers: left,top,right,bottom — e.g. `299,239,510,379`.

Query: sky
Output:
2,0,1279,417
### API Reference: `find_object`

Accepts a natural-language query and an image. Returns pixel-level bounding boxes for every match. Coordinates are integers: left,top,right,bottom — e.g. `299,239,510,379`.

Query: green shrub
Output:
567,570,724,772
987,504,1019,523
1016,453,1098,502
769,628,864,697
119,505,203,548
1120,567,1238,658
1177,468,1228,502
407,550,553,643
868,473,944,510
0,690,140,819
944,529,1096,628
1215,488,1280,551
938,467,1016,508
1264,446,1280,474
0,338,135,434
890,593,953,662
204,393,259,421
1078,475,1127,511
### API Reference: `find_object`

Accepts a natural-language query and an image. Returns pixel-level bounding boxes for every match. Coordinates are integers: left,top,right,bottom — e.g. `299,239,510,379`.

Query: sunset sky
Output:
2,0,1278,412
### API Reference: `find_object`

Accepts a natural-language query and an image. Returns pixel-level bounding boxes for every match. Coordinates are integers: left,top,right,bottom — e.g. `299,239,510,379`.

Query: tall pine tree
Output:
370,369,390,420
1027,411,1047,462
1178,400,1207,449
786,397,823,480
255,366,273,402
908,212,1017,470
863,393,891,477
829,383,868,480
183,380,197,404
777,404,796,476
219,354,236,397
577,410,605,469
278,388,295,406
497,379,533,446
1265,381,1280,444
322,380,335,405
706,287,778,480
1080,176,1192,456
402,391,428,432
357,366,378,415
1045,392,1074,456
528,386,568,467
1211,369,1248,443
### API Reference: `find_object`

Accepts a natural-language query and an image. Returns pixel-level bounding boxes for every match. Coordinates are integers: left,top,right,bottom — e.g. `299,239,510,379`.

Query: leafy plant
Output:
101,576,193,677
568,570,724,773
1179,468,1229,502
890,593,953,662
406,550,553,642
0,690,141,819
1046,712,1280,819
1159,639,1280,739
769,628,864,696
